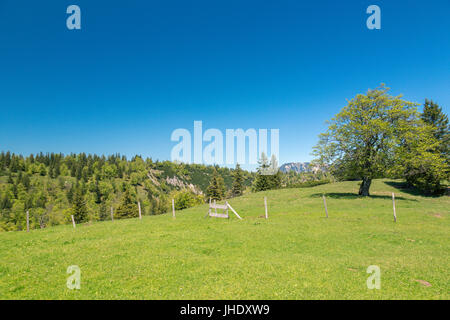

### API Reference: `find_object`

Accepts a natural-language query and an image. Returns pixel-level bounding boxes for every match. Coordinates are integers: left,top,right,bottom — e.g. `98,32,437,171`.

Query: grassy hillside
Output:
0,179,448,299
0,153,256,231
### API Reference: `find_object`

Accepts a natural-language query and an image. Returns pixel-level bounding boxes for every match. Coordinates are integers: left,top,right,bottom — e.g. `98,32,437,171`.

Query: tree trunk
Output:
358,177,372,196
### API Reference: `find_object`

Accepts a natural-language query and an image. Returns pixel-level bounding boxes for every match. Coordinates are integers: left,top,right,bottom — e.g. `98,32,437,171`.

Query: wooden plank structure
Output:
205,198,243,220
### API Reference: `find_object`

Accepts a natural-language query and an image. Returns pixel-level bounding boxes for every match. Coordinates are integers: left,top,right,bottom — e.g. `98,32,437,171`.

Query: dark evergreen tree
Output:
253,153,272,192
72,187,88,223
7,172,14,184
422,99,449,158
206,168,226,201
99,201,109,221
230,164,245,197
115,187,138,219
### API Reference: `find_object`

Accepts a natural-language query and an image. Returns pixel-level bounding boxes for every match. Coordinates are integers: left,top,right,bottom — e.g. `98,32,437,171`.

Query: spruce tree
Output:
206,168,226,201
231,164,245,197
99,201,109,221
253,153,272,192
115,188,138,219
422,99,449,158
268,154,281,189
72,187,88,223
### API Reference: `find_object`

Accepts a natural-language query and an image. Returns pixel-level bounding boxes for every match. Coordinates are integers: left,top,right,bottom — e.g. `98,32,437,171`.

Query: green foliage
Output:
115,188,138,219
396,112,449,195
312,84,448,196
286,179,331,189
206,168,226,201
400,99,450,194
253,153,282,192
421,99,449,158
171,189,203,210
149,194,169,215
72,187,88,223
230,164,245,197
0,152,255,231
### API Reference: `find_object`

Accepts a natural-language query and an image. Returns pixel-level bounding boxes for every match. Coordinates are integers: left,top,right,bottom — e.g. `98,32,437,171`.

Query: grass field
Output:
0,179,448,299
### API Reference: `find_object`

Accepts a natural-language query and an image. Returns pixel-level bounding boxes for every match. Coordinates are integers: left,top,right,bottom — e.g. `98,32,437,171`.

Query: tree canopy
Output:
313,85,448,196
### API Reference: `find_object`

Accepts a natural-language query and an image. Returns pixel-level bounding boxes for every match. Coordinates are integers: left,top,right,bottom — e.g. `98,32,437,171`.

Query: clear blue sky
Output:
1,0,449,170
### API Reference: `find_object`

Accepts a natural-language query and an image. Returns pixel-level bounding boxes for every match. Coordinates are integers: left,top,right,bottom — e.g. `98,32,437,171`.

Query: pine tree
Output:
115,188,138,219
7,172,14,184
22,174,31,191
206,168,226,201
72,187,88,223
400,99,450,194
253,153,272,192
99,201,109,221
422,99,449,158
230,164,245,197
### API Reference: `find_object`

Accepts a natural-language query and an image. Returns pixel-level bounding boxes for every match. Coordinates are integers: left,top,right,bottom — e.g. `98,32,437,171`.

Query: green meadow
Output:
0,179,448,299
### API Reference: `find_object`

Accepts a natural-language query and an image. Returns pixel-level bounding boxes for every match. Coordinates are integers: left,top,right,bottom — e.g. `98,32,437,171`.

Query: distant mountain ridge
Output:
279,162,322,174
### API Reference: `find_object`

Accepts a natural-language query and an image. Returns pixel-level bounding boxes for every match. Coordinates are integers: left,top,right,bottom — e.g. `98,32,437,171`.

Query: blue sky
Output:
0,0,449,170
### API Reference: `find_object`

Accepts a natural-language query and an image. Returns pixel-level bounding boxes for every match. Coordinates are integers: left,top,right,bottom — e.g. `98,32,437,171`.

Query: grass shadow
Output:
383,181,447,198
309,192,414,201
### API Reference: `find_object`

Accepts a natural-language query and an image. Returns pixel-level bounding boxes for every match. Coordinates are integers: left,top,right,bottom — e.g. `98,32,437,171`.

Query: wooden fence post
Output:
71,215,76,228
26,210,30,232
322,194,328,218
138,201,142,219
204,198,212,218
110,206,114,222
264,197,268,219
392,193,397,222
225,201,229,218
172,199,175,219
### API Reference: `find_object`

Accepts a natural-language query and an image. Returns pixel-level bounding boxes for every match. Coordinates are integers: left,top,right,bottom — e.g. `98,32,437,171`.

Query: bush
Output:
286,179,330,189
171,190,203,210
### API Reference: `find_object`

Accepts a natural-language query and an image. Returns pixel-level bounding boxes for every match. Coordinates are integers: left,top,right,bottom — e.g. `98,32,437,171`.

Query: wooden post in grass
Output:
71,215,76,228
392,193,397,222
138,201,142,220
110,206,114,222
204,198,212,218
26,210,30,232
227,203,243,220
172,199,175,219
322,194,328,218
264,197,268,219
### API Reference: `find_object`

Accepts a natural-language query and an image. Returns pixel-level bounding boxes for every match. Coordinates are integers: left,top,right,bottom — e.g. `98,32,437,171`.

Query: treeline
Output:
313,87,449,196
0,153,254,231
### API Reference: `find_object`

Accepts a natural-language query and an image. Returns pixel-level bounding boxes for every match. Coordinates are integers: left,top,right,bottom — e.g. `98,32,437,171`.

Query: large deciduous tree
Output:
313,84,436,196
